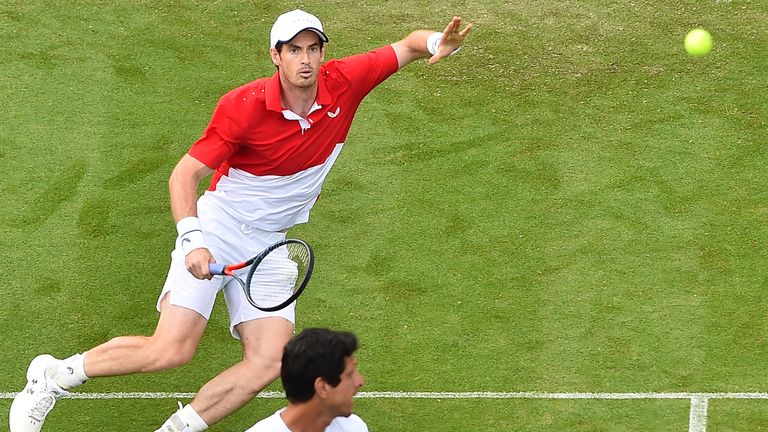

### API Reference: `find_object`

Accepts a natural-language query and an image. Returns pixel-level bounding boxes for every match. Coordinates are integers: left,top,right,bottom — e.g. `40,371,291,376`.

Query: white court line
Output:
688,397,708,432
1,391,768,399
5,390,765,432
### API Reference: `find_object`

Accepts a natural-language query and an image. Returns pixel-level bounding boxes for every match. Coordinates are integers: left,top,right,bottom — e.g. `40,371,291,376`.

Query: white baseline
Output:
1,391,768,399
2,390,763,432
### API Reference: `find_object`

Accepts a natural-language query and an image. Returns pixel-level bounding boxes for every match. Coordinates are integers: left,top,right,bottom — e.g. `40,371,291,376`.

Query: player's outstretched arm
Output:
390,16,473,69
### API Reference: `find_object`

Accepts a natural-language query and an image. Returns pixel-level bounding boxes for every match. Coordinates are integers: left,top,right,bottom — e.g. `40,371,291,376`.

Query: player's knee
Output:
157,350,195,370
240,357,282,395
143,340,197,371
261,358,281,382
253,356,281,381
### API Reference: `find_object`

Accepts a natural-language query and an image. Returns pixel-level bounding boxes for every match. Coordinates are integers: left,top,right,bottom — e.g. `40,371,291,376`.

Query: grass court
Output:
1,1,767,430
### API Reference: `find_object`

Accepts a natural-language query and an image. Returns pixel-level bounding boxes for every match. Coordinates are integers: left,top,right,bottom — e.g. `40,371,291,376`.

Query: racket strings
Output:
248,244,310,308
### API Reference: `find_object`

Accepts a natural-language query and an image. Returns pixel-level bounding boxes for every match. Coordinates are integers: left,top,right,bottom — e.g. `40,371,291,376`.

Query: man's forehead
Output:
286,30,322,46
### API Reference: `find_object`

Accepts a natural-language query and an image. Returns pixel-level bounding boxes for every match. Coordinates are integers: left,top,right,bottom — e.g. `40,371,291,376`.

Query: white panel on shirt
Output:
205,143,344,232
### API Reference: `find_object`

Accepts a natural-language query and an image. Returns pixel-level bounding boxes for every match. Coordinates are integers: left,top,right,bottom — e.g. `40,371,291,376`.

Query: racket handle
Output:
209,263,227,275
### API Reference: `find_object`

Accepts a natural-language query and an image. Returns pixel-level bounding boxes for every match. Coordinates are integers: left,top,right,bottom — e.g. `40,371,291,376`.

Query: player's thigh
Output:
236,317,294,364
155,295,209,344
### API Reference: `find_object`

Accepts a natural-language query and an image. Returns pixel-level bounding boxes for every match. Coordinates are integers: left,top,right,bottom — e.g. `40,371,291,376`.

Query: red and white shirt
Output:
189,46,399,231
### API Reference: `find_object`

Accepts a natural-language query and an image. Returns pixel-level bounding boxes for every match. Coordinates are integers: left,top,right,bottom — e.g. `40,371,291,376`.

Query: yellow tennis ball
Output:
685,28,713,57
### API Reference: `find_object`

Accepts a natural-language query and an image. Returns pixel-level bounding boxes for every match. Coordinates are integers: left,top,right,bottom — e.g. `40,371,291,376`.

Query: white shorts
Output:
157,195,296,339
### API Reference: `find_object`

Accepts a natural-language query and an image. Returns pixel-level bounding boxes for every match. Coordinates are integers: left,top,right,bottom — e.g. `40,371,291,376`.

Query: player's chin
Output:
292,75,317,88
338,401,355,417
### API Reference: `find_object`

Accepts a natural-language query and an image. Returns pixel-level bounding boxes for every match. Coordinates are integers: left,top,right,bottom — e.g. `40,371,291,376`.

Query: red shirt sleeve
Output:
188,93,242,169
333,45,399,97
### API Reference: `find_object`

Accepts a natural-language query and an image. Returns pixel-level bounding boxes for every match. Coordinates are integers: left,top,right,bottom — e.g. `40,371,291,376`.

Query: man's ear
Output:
270,47,281,67
314,377,329,399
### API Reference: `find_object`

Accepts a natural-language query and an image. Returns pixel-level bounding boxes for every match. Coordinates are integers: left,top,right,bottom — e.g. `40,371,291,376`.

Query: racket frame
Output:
211,239,314,312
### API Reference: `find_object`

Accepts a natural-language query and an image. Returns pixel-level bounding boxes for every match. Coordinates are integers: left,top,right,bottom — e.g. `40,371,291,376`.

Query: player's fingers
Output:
186,252,214,280
201,256,216,279
442,16,459,34
200,262,213,279
197,265,213,280
459,23,473,37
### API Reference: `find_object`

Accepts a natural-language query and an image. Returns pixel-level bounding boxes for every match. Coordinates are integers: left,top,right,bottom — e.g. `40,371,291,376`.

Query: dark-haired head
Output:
281,328,358,403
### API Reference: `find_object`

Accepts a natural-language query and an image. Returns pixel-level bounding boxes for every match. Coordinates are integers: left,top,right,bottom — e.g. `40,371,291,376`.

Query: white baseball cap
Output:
270,9,329,49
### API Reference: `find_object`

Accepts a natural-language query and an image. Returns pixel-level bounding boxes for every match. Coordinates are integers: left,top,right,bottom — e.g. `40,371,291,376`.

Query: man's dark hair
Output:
281,328,358,403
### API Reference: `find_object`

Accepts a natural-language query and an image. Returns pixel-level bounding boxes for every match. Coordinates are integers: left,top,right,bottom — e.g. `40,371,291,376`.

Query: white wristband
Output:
176,216,207,255
427,32,461,57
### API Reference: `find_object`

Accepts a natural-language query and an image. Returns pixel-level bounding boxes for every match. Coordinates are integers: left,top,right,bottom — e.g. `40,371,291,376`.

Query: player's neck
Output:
280,403,333,432
280,81,318,119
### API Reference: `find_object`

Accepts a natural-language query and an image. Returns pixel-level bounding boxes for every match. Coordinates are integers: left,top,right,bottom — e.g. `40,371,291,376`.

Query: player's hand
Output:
429,16,473,65
185,247,215,280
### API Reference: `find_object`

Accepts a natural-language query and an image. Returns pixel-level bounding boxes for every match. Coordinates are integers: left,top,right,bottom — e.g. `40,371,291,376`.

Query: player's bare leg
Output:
157,317,293,430
9,296,207,432
196,317,292,423
84,297,207,376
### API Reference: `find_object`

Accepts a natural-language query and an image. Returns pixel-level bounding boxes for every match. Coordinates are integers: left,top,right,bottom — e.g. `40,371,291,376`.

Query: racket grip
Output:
209,263,226,275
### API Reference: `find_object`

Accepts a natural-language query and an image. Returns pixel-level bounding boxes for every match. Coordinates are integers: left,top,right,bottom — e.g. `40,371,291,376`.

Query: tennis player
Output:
245,328,366,432
10,9,472,432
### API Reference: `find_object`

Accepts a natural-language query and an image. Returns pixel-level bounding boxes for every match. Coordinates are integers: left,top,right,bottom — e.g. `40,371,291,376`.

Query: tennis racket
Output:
209,239,314,312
